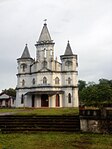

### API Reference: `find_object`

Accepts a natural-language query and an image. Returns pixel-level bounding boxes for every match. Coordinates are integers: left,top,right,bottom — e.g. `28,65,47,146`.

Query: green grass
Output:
0,108,23,113
16,108,79,116
0,108,79,116
0,132,112,149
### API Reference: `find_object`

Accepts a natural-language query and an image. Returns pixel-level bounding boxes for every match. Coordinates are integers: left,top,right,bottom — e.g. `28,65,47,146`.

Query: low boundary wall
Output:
80,108,112,133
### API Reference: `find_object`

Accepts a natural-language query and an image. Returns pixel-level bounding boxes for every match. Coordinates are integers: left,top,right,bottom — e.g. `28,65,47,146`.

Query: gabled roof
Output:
37,23,53,43
21,44,31,59
64,41,73,56
38,67,52,72
0,93,10,99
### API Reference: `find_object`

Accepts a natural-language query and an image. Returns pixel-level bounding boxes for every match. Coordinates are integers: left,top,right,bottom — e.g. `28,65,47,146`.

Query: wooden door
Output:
41,94,48,107
56,94,60,107
32,95,35,107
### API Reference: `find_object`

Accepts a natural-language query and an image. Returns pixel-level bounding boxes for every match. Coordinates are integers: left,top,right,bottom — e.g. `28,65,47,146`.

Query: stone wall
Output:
80,108,112,133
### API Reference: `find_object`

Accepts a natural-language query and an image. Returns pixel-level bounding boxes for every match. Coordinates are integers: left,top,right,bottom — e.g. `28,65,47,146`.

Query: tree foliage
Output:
78,80,86,91
78,79,112,107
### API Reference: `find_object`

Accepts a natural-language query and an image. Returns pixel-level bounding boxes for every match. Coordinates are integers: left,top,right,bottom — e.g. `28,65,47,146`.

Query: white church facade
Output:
16,23,79,108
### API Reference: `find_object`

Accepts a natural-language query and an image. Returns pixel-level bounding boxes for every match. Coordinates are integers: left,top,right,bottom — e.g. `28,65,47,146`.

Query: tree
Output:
78,80,86,91
79,79,112,107
97,79,112,103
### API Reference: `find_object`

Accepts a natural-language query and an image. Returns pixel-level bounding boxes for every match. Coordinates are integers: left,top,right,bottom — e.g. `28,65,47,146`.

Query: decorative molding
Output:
16,70,78,76
16,85,78,90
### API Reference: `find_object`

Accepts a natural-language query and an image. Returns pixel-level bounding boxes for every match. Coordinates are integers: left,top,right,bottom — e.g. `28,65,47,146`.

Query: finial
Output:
44,19,47,25
26,43,27,46
68,40,69,43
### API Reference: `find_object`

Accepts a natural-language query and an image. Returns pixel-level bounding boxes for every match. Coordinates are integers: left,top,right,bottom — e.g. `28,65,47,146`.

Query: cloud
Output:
0,0,112,92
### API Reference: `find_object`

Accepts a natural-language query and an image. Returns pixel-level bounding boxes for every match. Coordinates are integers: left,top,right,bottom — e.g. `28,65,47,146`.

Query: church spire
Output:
37,23,53,44
64,41,73,56
21,44,31,58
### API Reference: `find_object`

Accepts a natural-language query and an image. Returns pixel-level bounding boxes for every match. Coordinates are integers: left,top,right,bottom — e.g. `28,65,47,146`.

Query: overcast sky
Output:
0,0,112,92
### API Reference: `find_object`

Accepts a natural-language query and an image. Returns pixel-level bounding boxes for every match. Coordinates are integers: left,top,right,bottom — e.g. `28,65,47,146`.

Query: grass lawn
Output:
16,108,79,115
0,108,79,115
0,132,112,149
0,108,23,113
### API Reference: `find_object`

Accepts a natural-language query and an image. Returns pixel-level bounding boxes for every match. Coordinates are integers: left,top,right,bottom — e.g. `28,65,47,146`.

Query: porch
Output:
24,90,64,108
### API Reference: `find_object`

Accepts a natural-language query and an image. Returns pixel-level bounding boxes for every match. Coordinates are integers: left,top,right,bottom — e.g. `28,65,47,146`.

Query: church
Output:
16,22,79,108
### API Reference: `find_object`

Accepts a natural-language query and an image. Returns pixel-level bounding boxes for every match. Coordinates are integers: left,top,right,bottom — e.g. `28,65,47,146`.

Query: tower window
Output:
43,60,47,67
22,79,25,86
23,65,26,72
43,77,47,84
65,61,72,66
68,77,71,84
68,93,72,103
21,63,27,72
32,78,35,85
55,77,60,84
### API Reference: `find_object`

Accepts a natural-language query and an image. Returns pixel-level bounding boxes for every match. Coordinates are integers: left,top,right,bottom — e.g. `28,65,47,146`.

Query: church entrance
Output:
32,95,35,107
56,94,60,107
41,94,48,107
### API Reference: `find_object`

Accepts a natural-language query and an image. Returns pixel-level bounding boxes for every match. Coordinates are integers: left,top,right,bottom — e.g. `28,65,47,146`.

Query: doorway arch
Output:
56,94,60,107
41,94,48,107
32,95,35,107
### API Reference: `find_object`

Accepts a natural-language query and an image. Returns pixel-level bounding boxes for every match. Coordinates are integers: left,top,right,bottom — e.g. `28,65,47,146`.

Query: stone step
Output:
0,115,80,133
0,124,80,128
1,127,80,133
0,118,79,121
0,115,79,118
0,119,79,122
0,121,79,125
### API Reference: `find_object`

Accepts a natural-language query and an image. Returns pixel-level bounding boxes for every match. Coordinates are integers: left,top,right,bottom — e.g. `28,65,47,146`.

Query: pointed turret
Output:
60,41,78,71
36,23,54,44
64,41,73,56
21,44,31,59
17,44,34,74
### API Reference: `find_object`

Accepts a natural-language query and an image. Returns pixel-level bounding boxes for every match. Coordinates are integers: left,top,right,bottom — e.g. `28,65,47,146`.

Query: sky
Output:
0,0,112,92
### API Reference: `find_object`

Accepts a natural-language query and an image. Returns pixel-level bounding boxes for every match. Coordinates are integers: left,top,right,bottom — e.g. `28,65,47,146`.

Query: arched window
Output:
21,94,24,104
22,79,25,86
68,77,71,84
43,77,47,84
42,60,47,68
68,93,72,103
56,94,60,107
55,77,59,84
65,61,72,70
32,78,35,85
21,63,27,72
23,65,26,72
65,61,72,66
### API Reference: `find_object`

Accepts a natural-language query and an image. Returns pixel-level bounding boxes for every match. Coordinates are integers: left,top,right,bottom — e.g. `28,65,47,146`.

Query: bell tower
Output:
60,41,79,107
35,23,55,62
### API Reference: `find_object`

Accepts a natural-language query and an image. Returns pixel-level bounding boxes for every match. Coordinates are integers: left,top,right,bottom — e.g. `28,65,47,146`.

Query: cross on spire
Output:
44,19,47,24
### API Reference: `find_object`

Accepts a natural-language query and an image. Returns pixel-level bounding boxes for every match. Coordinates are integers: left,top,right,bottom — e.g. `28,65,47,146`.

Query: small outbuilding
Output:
0,93,15,107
